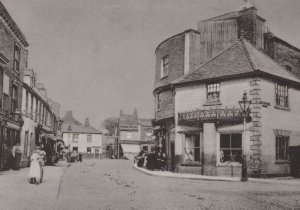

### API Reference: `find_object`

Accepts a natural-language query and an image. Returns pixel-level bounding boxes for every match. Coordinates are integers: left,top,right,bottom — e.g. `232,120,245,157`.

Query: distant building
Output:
117,109,154,159
61,111,103,158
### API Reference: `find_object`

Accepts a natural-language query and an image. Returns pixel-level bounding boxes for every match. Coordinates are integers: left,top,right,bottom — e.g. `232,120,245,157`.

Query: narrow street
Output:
2,159,300,210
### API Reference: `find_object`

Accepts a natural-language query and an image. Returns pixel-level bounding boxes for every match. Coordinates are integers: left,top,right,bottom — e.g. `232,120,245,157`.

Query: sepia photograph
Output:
0,0,300,209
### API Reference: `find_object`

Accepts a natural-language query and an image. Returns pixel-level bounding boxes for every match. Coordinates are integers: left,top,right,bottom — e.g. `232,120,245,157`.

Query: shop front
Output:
0,117,22,170
176,107,251,177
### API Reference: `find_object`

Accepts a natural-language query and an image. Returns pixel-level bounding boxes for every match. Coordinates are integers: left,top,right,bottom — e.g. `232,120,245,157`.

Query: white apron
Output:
28,153,41,180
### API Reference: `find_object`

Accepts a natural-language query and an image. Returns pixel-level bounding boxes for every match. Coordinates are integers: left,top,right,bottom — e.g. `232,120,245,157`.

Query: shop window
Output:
72,134,79,143
219,133,242,164
207,83,220,102
72,147,78,152
276,136,289,161
184,135,200,162
275,83,288,108
161,55,169,78
87,147,91,154
87,134,92,143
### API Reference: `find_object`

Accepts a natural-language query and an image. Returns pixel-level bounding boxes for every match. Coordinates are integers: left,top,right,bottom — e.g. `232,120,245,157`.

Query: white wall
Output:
63,132,103,154
174,78,251,156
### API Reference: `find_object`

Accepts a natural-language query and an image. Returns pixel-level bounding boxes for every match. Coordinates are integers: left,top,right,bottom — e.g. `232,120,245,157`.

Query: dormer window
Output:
161,56,169,78
13,43,20,72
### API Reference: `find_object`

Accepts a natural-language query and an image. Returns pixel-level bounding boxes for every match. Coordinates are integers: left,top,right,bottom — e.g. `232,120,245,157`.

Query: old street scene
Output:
1,0,300,209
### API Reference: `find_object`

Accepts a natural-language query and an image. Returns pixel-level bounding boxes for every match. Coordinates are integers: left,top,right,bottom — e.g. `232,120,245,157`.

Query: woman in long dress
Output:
28,151,41,184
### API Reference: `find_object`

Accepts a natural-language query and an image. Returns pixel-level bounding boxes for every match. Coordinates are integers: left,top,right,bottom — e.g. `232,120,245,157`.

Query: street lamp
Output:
238,91,251,182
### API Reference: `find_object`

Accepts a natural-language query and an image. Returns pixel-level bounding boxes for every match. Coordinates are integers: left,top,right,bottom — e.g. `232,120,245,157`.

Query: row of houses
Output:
0,1,62,170
153,4,300,177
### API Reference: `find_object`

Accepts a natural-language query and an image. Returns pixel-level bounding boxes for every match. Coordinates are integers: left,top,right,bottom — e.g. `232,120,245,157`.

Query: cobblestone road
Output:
1,159,300,210
55,159,300,210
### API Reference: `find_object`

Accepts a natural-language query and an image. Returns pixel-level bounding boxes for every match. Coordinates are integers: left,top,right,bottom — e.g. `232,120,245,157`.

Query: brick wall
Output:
0,21,26,113
155,33,185,88
265,36,300,79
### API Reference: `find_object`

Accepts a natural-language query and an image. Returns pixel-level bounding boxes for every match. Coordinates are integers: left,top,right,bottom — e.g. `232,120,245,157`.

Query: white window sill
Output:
203,101,222,106
216,162,242,167
274,105,290,111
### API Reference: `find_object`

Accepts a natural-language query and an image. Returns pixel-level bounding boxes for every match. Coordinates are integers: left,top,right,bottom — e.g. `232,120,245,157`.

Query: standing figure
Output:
78,152,82,162
28,148,41,184
12,143,22,170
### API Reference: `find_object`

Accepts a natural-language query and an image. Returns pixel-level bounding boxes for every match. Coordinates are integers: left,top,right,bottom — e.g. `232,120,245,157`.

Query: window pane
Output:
232,150,242,163
220,150,231,163
220,134,230,148
231,134,242,148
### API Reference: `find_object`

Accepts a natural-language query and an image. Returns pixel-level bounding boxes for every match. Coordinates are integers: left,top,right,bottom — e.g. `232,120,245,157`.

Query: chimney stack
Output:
85,117,89,127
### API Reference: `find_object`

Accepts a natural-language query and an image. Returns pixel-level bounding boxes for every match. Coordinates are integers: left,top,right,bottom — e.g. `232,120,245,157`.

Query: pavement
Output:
0,161,69,210
133,163,300,185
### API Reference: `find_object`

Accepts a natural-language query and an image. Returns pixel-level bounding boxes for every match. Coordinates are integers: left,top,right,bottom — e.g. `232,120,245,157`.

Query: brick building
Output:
153,4,300,177
117,109,154,160
0,2,29,170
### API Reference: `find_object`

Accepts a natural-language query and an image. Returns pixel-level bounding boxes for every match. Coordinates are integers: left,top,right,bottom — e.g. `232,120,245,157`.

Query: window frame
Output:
72,133,79,143
218,133,243,166
87,134,92,143
275,135,289,162
206,82,220,103
13,43,21,72
161,55,169,79
182,134,201,164
275,83,289,109
11,84,18,113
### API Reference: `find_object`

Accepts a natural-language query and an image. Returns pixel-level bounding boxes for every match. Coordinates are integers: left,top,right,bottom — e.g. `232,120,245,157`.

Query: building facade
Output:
20,69,62,167
117,109,154,159
153,5,300,177
0,2,29,170
62,111,103,158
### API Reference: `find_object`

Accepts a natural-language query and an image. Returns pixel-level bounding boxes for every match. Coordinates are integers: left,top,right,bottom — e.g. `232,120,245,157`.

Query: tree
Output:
102,117,118,135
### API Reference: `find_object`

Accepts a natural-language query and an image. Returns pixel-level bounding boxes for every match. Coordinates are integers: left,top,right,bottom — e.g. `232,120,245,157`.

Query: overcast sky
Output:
2,0,300,128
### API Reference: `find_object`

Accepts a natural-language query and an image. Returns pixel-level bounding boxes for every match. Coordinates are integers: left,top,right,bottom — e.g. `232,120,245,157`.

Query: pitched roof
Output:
61,124,102,134
172,39,300,85
202,10,240,22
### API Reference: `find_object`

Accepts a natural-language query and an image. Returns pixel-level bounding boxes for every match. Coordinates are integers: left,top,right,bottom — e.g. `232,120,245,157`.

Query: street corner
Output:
133,164,241,182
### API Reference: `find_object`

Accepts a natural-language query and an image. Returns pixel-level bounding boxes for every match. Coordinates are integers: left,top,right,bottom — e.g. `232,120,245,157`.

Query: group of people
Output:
28,146,46,185
135,147,166,171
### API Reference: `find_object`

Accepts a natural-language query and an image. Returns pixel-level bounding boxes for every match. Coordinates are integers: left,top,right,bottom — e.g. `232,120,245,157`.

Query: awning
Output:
178,126,202,135
41,133,56,141
120,144,140,154
217,123,251,133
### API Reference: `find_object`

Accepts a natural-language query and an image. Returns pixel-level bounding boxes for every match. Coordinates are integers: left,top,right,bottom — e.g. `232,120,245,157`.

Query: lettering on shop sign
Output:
178,107,245,125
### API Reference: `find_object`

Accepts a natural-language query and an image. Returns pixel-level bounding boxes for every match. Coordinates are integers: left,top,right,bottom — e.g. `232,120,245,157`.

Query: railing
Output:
178,107,246,125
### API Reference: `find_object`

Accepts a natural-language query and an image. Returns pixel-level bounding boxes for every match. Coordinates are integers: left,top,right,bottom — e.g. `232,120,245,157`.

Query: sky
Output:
1,0,300,129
